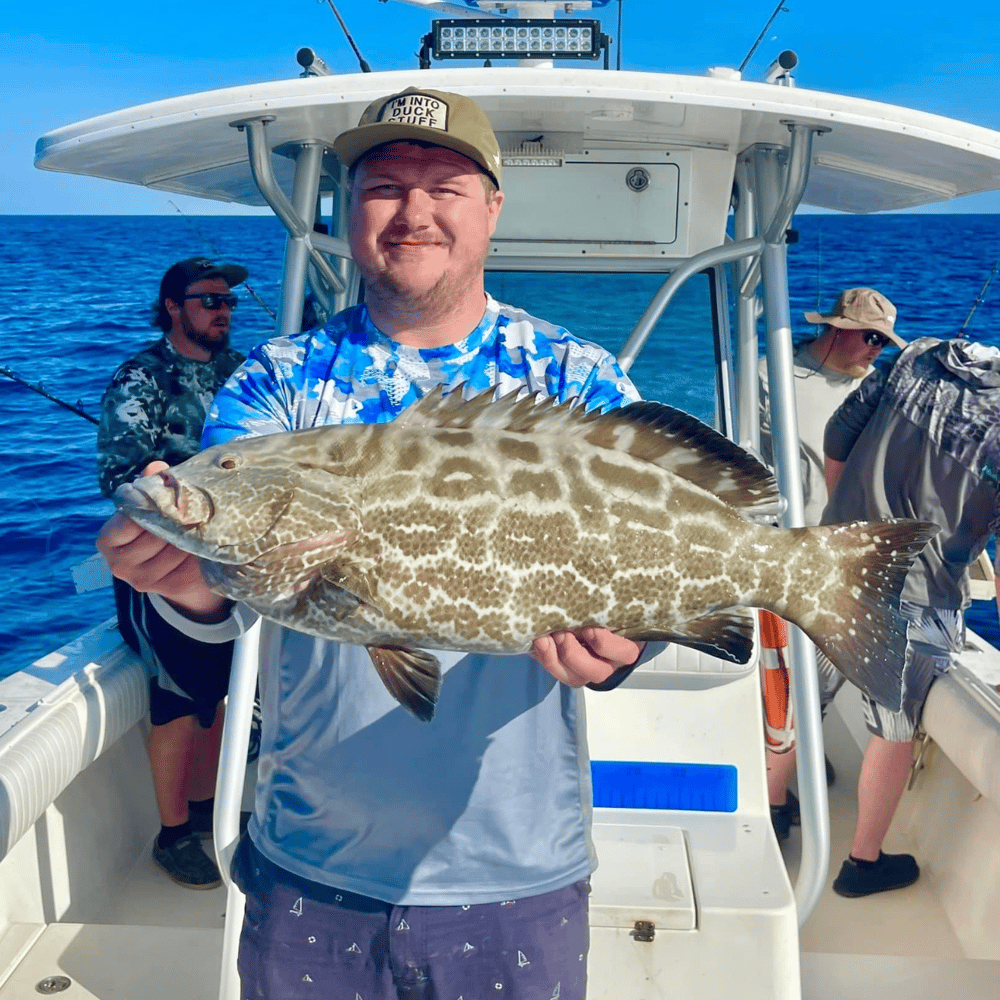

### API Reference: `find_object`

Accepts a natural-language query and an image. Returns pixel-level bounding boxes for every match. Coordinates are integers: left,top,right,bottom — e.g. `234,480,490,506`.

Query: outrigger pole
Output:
958,253,1000,336
0,365,99,425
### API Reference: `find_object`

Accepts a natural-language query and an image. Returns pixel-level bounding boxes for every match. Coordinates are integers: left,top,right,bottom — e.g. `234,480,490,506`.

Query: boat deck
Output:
2,707,996,1000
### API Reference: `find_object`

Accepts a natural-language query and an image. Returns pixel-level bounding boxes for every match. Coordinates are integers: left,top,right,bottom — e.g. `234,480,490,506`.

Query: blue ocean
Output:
1,213,999,677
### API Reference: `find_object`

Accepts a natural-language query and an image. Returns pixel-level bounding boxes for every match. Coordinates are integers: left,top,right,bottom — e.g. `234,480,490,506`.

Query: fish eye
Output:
217,454,242,471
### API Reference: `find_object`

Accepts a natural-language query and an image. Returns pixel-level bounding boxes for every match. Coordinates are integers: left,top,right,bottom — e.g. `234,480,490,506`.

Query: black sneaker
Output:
770,798,797,841
152,833,222,889
832,852,919,898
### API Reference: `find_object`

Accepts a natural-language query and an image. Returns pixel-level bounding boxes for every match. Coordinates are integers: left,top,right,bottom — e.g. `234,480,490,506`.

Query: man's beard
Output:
182,317,230,354
365,270,462,321
363,246,490,324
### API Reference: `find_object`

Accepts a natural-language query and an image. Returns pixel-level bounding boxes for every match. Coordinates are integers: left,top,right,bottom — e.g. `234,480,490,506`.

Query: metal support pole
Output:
215,618,261,1000
753,140,830,925
277,142,326,338
234,118,350,307
732,158,761,454
616,237,764,374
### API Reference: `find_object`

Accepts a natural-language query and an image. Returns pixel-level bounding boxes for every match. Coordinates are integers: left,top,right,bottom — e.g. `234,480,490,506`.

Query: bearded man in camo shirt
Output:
97,257,247,891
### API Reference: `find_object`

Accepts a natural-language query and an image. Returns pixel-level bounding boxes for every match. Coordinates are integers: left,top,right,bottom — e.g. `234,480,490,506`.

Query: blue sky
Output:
5,0,1000,214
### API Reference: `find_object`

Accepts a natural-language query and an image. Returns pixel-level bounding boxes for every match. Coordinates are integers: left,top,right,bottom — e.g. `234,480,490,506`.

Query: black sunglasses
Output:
183,292,239,310
861,330,891,348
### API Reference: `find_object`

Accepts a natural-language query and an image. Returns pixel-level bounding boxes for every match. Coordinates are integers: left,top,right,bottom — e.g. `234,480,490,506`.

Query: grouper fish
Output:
114,387,937,722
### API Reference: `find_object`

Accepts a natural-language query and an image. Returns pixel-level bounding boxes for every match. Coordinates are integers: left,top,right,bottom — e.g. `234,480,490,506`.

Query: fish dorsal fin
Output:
395,386,779,515
582,401,780,514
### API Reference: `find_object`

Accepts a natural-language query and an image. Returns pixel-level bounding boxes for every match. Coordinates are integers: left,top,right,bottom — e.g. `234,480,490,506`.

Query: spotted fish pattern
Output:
116,387,938,720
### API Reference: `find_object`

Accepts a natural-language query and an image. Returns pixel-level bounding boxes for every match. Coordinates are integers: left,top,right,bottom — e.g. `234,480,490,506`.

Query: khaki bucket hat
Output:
804,287,905,348
334,87,502,188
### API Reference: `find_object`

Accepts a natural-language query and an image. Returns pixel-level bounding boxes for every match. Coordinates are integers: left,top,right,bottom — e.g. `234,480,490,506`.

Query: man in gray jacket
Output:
759,287,904,839
823,337,1000,896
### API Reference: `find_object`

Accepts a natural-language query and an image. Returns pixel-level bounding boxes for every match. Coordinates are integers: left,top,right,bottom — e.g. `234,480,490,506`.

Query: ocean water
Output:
1,213,999,677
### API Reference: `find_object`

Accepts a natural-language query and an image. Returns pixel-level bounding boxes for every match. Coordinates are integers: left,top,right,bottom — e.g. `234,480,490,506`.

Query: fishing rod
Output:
319,0,373,72
167,201,277,320
958,253,1000,336
738,1,789,73
1,366,99,425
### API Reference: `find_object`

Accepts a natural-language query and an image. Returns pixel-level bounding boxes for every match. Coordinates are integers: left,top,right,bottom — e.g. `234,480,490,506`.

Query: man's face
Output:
348,142,503,315
826,326,891,379
169,277,234,354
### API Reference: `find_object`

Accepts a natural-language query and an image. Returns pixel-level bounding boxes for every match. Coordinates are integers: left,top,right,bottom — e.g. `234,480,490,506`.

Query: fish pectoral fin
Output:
319,557,383,612
618,609,755,664
366,645,442,723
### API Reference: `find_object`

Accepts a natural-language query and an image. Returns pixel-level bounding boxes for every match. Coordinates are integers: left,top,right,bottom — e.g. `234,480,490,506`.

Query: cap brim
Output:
803,311,905,348
334,124,500,187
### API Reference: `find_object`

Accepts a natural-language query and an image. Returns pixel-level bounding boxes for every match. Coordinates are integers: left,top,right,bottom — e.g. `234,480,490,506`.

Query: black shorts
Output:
113,577,233,729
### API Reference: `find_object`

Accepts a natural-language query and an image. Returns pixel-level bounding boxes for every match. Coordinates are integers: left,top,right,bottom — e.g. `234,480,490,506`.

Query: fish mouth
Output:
115,473,214,531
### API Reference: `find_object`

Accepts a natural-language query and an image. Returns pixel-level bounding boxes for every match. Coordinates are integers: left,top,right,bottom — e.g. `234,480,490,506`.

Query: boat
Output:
3,1,999,997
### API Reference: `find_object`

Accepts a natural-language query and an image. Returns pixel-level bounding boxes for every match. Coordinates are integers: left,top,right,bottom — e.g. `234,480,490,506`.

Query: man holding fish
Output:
99,89,934,997
99,88,652,1000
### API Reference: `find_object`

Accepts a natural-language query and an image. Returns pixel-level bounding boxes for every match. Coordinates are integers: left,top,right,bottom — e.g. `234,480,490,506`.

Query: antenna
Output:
318,0,373,73
738,1,789,74
616,0,622,70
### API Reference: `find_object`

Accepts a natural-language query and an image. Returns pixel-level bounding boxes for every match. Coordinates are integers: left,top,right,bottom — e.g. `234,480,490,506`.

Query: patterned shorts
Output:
232,837,590,1000
815,601,964,742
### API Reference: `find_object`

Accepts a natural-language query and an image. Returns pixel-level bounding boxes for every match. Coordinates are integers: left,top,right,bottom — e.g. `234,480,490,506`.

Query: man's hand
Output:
532,627,644,688
96,461,229,622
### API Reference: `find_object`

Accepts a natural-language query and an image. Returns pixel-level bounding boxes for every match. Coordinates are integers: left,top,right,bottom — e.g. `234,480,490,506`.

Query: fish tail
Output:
774,519,938,713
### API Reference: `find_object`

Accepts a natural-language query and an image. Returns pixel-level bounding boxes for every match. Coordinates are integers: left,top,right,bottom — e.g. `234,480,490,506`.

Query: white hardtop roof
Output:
35,66,1000,214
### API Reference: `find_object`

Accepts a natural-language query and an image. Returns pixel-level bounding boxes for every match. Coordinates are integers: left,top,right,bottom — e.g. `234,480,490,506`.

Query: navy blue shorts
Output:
233,837,590,1000
113,577,233,728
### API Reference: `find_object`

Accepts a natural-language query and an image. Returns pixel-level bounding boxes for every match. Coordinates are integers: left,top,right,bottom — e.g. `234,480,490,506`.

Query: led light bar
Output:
431,19,602,60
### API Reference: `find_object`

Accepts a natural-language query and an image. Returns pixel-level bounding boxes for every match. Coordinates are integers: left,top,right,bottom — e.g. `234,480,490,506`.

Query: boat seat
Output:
625,635,758,689
921,649,1000,810
0,620,150,864
583,637,799,999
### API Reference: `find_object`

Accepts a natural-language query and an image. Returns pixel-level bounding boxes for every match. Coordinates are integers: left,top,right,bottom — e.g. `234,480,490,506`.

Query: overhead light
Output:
430,18,603,60
501,155,564,167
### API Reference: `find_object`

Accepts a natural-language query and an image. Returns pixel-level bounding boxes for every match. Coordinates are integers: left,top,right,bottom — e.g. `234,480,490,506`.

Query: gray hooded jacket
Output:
824,337,1000,608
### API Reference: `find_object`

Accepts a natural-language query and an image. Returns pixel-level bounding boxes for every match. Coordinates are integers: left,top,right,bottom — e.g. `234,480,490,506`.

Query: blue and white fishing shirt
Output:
203,295,635,444
193,296,644,906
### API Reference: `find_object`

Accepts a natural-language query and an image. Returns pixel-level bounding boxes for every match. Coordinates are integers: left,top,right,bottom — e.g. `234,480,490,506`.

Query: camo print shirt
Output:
203,295,636,445
97,337,245,498
192,297,646,906
824,337,1000,608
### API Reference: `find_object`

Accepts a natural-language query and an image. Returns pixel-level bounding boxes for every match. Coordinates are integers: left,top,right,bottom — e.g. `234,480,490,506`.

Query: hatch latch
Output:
632,919,656,942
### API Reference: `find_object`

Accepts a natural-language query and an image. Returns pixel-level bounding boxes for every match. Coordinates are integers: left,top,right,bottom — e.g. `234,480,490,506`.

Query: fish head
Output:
113,434,362,566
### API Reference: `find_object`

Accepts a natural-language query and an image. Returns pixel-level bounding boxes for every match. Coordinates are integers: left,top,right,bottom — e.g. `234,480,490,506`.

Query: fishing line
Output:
167,202,277,320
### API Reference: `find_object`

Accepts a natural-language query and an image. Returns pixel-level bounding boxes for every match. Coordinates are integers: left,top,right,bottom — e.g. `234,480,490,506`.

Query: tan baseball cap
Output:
804,287,905,348
334,87,502,188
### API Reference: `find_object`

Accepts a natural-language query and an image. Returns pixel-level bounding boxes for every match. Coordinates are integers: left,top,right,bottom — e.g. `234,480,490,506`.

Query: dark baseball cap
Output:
159,257,249,305
153,257,249,332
